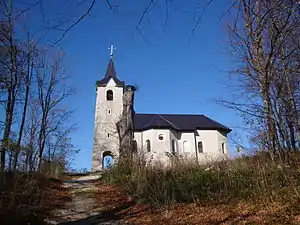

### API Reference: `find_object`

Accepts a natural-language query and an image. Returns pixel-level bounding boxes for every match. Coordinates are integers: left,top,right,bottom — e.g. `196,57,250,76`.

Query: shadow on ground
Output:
57,179,101,184
56,199,137,225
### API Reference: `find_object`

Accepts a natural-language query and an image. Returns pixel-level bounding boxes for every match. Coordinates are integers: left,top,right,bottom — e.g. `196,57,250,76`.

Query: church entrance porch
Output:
102,151,114,169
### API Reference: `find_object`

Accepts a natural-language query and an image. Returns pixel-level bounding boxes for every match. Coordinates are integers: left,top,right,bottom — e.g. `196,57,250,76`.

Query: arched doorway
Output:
183,141,189,153
102,151,114,169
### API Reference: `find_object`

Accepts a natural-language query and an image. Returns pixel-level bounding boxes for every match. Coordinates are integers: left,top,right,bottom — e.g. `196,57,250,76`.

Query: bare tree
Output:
0,6,21,170
0,0,82,173
220,0,300,163
35,51,73,171
23,97,41,171
12,37,38,170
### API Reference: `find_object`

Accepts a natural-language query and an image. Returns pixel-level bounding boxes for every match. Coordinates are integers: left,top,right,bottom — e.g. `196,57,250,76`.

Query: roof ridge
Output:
200,114,231,130
157,114,180,130
138,114,160,128
136,113,203,116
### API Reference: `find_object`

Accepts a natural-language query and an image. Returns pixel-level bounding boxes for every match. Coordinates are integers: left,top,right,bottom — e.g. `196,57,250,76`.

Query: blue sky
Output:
29,1,246,170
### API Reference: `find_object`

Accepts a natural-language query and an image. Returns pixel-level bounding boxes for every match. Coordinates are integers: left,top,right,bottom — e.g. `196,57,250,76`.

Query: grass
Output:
96,151,300,224
0,171,71,225
101,151,300,208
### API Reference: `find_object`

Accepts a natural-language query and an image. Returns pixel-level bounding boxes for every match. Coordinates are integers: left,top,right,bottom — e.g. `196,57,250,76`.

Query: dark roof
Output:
96,58,125,87
134,113,232,133
105,58,117,78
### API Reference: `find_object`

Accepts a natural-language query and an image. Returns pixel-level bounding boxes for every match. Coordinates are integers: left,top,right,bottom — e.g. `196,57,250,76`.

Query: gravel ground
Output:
46,175,131,225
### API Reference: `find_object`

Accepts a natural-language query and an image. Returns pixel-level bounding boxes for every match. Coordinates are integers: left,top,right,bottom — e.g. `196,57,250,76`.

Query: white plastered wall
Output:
195,130,228,163
133,128,229,166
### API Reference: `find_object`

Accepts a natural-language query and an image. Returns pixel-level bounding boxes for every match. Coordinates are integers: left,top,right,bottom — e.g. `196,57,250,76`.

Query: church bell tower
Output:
92,45,125,171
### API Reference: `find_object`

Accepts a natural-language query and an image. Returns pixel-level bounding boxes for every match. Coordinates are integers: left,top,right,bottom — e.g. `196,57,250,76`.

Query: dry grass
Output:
93,182,300,225
0,172,71,225
99,151,300,224
102,151,300,207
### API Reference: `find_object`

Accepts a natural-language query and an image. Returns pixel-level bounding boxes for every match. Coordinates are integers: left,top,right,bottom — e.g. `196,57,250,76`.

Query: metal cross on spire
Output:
109,45,116,58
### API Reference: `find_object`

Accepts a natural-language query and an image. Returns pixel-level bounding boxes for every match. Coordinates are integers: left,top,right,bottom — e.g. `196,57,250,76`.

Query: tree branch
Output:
52,0,96,46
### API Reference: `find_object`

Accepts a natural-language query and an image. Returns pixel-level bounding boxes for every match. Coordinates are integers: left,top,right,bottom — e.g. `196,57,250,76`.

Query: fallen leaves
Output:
40,179,72,213
92,182,300,225
0,173,72,225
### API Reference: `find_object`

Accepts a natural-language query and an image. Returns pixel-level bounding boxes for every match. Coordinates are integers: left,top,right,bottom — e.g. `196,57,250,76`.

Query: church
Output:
92,48,232,171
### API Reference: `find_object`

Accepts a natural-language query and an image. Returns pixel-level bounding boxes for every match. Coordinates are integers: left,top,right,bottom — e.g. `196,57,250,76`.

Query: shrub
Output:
102,151,300,207
0,171,68,225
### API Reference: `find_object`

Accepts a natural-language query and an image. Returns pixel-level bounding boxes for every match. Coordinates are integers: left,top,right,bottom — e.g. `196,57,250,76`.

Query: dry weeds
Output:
93,182,300,225
0,173,71,225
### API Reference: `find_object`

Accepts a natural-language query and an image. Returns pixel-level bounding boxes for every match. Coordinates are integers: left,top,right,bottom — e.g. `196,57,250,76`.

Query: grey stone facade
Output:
92,58,124,171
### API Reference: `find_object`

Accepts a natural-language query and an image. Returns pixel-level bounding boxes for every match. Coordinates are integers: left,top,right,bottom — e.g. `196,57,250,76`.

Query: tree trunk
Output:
116,85,136,163
1,54,17,171
13,60,32,170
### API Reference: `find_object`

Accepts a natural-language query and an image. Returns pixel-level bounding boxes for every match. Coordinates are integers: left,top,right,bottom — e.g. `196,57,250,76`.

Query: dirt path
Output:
46,175,131,225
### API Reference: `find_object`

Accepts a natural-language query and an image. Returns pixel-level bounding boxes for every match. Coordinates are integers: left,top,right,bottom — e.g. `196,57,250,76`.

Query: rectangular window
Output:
198,141,203,153
146,140,151,152
171,140,177,155
221,143,225,154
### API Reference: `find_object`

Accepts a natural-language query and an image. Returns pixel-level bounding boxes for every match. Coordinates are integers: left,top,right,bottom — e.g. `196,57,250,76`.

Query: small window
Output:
107,133,110,138
158,134,164,141
198,141,203,153
107,109,111,115
146,140,151,152
171,140,177,155
221,143,225,154
183,141,188,153
132,140,138,152
106,90,113,101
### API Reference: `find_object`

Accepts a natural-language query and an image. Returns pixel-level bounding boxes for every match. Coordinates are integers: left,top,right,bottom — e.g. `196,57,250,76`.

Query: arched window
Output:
146,140,151,152
171,140,177,155
132,140,138,152
198,141,203,153
183,141,188,153
221,142,225,154
106,90,113,101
